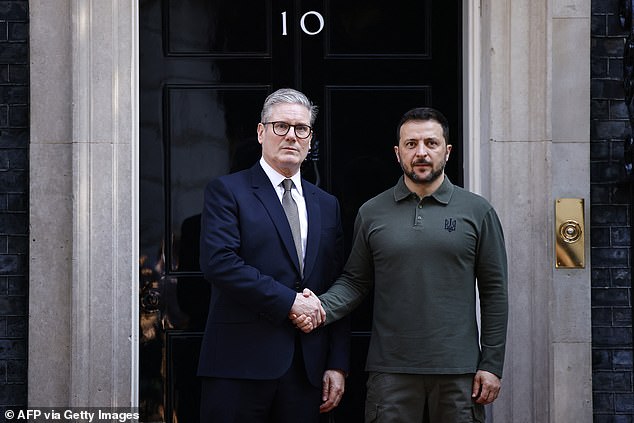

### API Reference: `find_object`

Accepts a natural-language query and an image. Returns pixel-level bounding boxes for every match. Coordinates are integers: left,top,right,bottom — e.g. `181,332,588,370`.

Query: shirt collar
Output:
393,175,454,204
259,157,303,195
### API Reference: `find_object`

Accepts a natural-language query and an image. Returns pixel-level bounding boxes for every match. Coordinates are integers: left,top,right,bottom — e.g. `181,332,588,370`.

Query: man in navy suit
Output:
198,88,350,423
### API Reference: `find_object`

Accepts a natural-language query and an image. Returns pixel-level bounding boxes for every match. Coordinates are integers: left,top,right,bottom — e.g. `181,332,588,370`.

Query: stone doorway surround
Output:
28,1,591,421
29,0,138,407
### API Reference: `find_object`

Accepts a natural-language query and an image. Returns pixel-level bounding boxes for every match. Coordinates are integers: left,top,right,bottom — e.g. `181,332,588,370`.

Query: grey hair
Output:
261,88,318,125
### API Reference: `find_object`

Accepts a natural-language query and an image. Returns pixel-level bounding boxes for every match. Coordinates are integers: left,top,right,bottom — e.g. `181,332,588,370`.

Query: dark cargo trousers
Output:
365,372,485,423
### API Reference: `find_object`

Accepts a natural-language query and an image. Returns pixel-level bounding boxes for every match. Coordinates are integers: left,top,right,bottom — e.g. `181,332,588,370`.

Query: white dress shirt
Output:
259,158,308,264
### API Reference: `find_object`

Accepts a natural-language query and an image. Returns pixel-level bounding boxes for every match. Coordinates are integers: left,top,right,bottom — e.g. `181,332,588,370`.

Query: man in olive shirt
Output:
293,107,508,422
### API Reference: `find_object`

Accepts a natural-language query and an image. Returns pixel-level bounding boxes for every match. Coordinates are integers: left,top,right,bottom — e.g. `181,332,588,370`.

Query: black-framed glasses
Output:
263,121,313,139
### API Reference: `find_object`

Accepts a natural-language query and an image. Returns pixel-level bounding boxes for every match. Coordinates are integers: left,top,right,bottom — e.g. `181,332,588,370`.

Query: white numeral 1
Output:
281,11,288,36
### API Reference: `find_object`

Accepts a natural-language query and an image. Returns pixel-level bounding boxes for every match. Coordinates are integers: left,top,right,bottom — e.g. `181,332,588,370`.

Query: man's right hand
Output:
289,313,314,333
289,288,325,329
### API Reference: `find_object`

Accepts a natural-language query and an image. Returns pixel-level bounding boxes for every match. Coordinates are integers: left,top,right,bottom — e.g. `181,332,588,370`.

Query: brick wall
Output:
591,0,634,421
0,0,28,411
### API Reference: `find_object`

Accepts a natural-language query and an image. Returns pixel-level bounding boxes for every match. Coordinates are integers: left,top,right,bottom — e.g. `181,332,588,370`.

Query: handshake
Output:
288,288,324,333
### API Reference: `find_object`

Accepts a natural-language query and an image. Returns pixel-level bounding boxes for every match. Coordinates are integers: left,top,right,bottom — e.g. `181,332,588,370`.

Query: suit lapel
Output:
250,164,303,276
303,182,321,280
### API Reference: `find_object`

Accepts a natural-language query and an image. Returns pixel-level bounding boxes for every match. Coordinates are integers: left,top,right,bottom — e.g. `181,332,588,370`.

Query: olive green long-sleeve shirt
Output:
320,176,508,377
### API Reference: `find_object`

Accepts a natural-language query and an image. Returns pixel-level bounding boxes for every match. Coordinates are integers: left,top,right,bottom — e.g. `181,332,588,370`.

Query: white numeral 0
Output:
281,11,324,36
300,11,324,35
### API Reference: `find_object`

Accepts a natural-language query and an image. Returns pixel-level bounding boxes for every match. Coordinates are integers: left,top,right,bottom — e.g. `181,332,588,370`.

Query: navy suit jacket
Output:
197,163,350,387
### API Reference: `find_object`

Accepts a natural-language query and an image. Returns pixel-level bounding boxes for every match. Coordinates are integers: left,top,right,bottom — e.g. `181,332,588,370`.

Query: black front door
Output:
139,1,462,421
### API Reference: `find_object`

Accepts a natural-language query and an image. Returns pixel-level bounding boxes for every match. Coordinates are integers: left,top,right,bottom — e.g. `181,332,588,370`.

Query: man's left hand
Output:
472,370,501,405
320,369,346,413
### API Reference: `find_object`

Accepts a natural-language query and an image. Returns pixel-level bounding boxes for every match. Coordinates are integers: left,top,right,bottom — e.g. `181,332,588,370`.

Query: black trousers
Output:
200,340,321,423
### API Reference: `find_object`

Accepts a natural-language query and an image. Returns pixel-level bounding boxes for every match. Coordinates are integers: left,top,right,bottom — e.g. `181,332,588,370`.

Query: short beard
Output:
402,160,446,185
